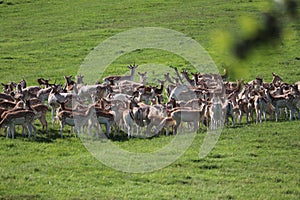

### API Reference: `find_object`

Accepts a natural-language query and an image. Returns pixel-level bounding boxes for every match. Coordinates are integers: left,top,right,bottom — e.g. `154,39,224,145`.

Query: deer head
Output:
128,63,138,70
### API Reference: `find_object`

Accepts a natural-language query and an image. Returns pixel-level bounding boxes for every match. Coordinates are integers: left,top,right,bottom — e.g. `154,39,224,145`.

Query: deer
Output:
116,71,148,95
210,95,223,130
153,79,165,96
57,103,96,138
37,84,63,103
169,108,203,134
169,66,184,84
37,77,51,88
92,106,115,138
1,82,17,94
224,99,235,126
0,100,17,110
118,71,147,86
122,98,140,138
63,75,76,92
4,100,48,133
76,75,84,85
47,88,74,127
271,72,283,87
0,109,36,139
78,84,111,102
181,69,196,86
0,92,15,102
265,89,297,121
153,116,177,136
132,88,156,105
16,82,41,100
146,104,172,136
164,72,181,98
253,94,268,124
108,99,127,135
237,98,253,124
103,64,138,85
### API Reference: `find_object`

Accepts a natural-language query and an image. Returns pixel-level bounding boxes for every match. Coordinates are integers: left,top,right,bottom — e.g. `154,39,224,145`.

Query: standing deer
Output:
103,64,138,85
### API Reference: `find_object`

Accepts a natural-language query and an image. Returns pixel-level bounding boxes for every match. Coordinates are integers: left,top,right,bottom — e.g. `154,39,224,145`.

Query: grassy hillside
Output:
0,0,299,199
1,0,299,84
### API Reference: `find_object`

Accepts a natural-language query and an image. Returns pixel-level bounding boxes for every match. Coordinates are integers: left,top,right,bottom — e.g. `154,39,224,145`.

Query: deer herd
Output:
0,64,299,140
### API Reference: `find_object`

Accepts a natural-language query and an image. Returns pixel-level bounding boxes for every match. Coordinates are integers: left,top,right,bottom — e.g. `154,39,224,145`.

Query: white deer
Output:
103,64,138,85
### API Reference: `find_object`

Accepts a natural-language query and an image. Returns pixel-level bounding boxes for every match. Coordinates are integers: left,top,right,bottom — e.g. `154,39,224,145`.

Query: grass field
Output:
0,0,300,199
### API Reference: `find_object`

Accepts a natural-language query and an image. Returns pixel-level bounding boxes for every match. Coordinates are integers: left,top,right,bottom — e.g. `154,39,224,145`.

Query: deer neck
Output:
193,75,199,85
129,68,136,81
165,74,175,84
159,82,164,91
182,73,194,86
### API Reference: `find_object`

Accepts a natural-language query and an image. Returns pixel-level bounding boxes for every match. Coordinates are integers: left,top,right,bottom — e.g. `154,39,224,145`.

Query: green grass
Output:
0,0,299,199
0,122,299,199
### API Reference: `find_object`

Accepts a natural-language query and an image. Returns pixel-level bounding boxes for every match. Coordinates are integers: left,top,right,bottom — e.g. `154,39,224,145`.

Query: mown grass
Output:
0,0,299,199
0,122,299,199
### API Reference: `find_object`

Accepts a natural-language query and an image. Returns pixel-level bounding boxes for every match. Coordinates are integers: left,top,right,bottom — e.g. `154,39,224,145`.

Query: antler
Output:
170,66,184,84
128,63,138,69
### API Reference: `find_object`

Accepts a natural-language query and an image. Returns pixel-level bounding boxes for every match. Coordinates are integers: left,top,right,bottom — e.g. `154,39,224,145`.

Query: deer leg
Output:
26,123,32,139
60,121,64,138
238,111,242,124
11,124,15,139
51,106,55,128
275,107,279,122
31,123,37,140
